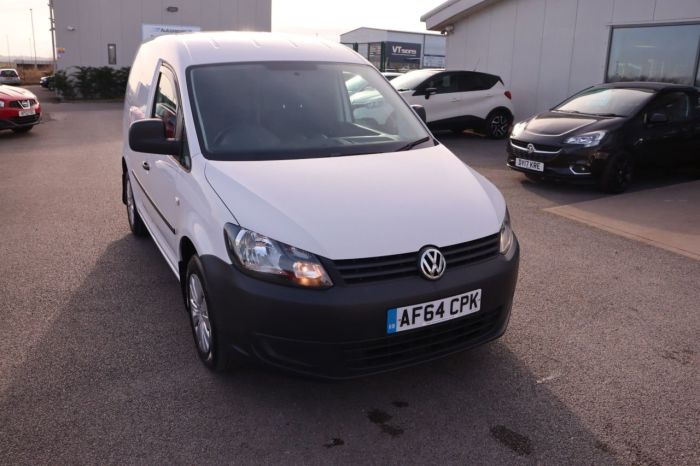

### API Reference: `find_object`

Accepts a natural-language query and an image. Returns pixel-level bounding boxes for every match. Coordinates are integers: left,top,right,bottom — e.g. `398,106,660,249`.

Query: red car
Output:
0,85,41,133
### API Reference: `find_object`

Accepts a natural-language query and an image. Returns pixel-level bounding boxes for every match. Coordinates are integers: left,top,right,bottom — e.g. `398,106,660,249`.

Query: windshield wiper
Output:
593,113,624,117
396,136,431,151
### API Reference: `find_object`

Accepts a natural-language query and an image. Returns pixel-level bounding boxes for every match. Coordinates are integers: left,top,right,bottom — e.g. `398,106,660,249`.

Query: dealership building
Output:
340,27,446,71
53,0,271,70
422,0,700,119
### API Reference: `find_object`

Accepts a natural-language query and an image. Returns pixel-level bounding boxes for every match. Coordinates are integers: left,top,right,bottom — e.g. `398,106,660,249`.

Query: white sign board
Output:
142,24,201,41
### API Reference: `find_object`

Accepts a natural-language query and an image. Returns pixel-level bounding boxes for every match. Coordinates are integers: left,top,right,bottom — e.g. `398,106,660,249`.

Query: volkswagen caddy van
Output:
122,32,519,378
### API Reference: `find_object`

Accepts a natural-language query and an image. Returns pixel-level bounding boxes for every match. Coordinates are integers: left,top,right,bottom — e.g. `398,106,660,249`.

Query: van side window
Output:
152,70,179,138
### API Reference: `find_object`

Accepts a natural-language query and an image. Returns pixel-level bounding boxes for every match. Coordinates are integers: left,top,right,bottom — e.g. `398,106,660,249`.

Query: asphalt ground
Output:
0,90,698,465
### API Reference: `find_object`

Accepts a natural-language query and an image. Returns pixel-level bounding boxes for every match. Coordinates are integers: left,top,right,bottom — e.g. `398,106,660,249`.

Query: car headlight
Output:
499,209,514,254
564,131,606,147
0,101,5,108
510,121,527,138
224,224,332,289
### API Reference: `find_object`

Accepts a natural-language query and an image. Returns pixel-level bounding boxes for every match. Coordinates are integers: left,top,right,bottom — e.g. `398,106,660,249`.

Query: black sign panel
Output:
386,41,422,63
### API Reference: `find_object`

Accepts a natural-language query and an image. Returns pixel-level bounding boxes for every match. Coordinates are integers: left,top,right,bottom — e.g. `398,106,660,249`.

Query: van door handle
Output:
142,161,150,171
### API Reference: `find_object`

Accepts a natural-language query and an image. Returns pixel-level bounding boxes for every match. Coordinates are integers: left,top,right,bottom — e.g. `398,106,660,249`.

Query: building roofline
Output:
340,26,443,38
420,0,464,21
421,0,500,30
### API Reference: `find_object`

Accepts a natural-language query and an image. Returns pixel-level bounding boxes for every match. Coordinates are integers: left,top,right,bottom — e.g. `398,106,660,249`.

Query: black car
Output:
507,82,700,193
40,75,55,89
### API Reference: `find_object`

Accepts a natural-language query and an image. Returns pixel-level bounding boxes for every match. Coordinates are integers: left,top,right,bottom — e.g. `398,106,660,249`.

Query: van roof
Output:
143,31,366,67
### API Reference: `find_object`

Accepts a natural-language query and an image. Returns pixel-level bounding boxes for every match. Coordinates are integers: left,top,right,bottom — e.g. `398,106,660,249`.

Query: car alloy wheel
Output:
487,112,511,139
188,273,212,355
126,178,136,228
599,152,633,193
491,115,509,137
614,157,633,190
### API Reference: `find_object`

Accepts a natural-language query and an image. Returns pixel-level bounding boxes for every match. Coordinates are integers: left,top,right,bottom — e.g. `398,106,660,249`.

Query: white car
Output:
0,68,21,85
381,72,402,81
122,32,519,378
391,69,514,138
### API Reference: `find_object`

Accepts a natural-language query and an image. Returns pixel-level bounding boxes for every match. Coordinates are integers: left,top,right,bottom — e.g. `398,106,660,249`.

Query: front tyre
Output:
485,110,512,139
599,152,633,194
125,174,147,236
186,255,231,372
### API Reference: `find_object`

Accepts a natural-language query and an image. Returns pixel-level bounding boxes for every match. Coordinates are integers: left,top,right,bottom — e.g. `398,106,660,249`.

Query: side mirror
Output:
129,118,181,155
411,105,427,123
648,112,668,124
424,87,438,100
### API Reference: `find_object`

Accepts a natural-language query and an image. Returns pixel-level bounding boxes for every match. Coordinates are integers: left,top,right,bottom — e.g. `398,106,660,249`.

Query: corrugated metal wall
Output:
444,0,700,119
55,0,271,69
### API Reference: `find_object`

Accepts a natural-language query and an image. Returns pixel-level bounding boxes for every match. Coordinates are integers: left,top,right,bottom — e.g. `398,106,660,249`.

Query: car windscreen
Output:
390,69,440,91
1,70,19,77
187,62,431,161
555,87,655,117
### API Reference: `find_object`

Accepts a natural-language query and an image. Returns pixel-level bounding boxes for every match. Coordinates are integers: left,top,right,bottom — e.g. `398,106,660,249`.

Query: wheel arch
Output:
179,236,198,304
487,106,514,121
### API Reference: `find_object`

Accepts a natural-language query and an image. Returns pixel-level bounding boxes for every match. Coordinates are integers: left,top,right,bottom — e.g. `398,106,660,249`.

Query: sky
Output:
0,0,442,60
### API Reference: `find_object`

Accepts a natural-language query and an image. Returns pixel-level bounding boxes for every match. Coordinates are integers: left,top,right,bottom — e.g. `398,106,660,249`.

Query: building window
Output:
606,23,700,86
107,43,117,65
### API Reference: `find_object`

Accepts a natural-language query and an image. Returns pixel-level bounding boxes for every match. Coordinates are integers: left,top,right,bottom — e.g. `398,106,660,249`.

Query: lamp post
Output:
30,8,38,67
5,35,10,66
48,0,57,73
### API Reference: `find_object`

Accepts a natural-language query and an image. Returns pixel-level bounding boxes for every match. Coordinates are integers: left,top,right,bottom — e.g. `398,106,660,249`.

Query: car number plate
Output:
19,108,36,117
386,289,481,334
515,158,544,172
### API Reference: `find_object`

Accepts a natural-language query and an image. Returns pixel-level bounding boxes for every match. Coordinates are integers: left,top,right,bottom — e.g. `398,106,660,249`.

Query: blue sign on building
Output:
386,41,422,64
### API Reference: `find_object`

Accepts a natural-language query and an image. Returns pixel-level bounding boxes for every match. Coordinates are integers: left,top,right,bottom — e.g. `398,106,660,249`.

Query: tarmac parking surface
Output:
0,94,698,465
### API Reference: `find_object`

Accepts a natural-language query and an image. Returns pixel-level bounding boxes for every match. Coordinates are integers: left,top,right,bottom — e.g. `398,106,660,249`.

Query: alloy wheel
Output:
615,157,633,190
126,178,136,227
189,274,212,355
490,114,509,138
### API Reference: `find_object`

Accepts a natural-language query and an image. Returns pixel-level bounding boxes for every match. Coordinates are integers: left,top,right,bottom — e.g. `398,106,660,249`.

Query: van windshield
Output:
187,62,432,161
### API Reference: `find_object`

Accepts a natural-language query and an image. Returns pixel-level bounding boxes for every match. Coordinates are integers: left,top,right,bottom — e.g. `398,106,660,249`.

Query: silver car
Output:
0,69,21,85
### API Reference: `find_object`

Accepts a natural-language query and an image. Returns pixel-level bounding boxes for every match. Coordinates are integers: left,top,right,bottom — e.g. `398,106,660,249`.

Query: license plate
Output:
386,289,481,334
515,158,544,172
19,108,36,117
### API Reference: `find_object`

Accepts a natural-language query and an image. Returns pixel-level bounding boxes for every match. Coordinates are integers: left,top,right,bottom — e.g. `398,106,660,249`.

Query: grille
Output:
332,234,499,284
11,115,40,125
511,139,560,153
9,99,36,109
510,140,561,162
341,307,504,373
511,149,548,162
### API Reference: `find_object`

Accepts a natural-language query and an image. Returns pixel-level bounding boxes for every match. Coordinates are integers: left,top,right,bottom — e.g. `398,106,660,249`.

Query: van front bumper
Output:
199,239,519,379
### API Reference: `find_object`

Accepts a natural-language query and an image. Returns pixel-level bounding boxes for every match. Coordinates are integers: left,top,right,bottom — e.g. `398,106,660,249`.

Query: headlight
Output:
0,101,5,108
499,210,514,254
510,121,527,138
224,224,332,289
564,130,606,147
